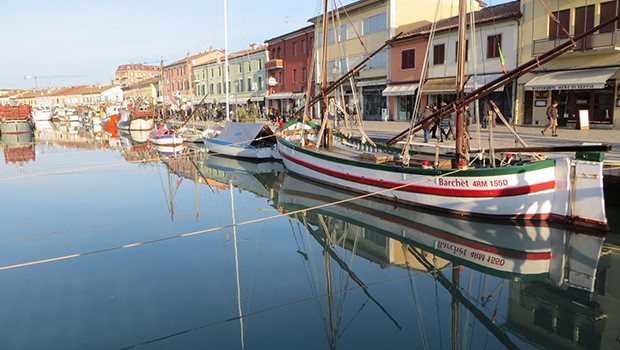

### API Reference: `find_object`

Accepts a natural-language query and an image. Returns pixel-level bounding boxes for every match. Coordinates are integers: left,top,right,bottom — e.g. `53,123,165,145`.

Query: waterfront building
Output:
114,64,160,87
164,49,223,114
265,24,315,117
121,78,159,107
57,85,90,108
193,44,269,120
310,0,483,120
81,85,123,107
388,1,520,121
15,89,55,108
518,0,620,129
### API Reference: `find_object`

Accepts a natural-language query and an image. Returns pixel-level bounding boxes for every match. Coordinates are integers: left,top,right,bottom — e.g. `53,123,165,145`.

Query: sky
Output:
1,0,511,90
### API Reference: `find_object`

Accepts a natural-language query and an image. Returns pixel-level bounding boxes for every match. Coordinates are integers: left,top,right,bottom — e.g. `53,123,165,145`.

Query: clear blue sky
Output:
1,0,511,89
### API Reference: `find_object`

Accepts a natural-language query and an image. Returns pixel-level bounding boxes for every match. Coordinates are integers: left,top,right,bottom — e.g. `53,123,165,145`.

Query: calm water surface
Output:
1,122,619,350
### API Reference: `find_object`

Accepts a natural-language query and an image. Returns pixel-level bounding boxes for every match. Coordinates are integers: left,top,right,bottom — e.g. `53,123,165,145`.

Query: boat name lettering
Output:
436,241,467,257
437,178,509,188
437,178,469,188
470,250,506,267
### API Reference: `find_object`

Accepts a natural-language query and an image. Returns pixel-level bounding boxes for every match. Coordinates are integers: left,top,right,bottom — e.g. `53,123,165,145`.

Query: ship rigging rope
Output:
0,167,465,271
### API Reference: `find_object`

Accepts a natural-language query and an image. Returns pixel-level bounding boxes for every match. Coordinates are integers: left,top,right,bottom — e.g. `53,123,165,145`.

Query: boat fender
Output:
422,160,433,169
458,161,468,170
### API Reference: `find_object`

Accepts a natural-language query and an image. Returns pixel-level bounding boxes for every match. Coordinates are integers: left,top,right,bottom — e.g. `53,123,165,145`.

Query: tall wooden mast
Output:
454,0,467,166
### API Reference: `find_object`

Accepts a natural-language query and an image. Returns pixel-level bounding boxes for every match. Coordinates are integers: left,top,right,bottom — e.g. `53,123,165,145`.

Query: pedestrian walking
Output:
541,100,559,137
420,105,433,143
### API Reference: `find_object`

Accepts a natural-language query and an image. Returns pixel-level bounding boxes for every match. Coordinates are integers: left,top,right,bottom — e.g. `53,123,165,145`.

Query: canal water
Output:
1,122,619,350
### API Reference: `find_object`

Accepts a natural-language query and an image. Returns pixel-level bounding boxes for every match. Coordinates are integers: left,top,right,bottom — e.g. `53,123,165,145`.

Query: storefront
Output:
358,80,387,121
524,68,617,127
266,92,293,115
381,83,419,121
420,77,458,105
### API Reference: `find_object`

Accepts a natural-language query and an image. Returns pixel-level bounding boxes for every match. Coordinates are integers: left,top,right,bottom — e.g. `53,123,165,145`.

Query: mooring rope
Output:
0,168,464,271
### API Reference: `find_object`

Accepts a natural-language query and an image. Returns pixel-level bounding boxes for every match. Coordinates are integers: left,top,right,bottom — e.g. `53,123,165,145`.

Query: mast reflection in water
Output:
0,136,617,349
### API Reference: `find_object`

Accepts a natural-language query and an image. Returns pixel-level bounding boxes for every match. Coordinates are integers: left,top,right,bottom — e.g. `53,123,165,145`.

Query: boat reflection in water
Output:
1,132,35,166
200,154,284,202
275,173,613,349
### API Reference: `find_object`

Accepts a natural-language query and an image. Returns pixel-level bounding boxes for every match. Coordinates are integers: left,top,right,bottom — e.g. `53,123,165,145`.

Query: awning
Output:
266,92,293,100
524,68,618,91
227,97,246,105
291,92,306,99
420,77,460,94
382,83,419,96
249,96,264,102
357,79,387,87
464,73,504,92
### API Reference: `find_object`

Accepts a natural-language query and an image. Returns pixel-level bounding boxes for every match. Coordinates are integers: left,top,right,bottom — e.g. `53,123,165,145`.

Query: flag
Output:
176,178,183,189
498,45,507,74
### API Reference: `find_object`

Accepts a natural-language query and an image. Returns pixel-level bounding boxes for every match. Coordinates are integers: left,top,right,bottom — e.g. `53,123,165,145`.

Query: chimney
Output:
250,43,257,50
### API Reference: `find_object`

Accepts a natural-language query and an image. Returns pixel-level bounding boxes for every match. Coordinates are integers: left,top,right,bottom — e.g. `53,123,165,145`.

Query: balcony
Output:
265,59,284,70
532,30,620,56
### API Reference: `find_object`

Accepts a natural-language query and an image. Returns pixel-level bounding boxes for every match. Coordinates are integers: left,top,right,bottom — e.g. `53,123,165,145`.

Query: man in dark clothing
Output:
541,100,559,137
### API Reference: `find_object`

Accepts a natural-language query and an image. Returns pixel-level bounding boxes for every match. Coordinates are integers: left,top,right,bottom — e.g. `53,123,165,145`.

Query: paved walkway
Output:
178,118,619,164
339,120,620,163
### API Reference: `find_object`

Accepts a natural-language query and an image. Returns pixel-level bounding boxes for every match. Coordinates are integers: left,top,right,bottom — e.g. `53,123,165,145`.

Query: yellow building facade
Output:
517,0,620,129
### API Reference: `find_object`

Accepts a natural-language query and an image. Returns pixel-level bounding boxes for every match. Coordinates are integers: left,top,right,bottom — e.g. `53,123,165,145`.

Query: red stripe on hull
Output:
288,189,552,261
281,148,555,197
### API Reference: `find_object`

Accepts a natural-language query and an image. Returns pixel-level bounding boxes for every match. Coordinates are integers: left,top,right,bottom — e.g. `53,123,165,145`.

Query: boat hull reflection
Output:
277,173,604,284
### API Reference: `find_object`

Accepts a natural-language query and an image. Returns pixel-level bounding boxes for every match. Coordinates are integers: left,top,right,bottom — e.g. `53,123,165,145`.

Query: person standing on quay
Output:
541,100,559,137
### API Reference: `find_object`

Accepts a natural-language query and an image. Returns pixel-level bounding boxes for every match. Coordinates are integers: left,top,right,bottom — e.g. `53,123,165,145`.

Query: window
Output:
433,44,445,65
277,47,282,59
401,48,415,69
278,71,283,85
327,28,335,44
248,61,252,72
574,5,595,35
366,51,387,70
340,24,347,41
271,49,276,59
238,63,242,73
248,78,253,91
210,83,214,95
217,82,222,94
339,58,348,73
239,79,244,92
486,34,502,59
293,42,298,56
258,76,263,91
455,40,469,62
600,2,620,33
293,69,298,83
302,67,307,82
549,9,570,39
574,5,595,50
302,39,307,54
363,13,387,35
258,59,262,69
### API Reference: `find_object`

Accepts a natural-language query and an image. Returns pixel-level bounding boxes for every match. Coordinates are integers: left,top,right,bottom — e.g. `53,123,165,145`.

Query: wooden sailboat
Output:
276,1,617,232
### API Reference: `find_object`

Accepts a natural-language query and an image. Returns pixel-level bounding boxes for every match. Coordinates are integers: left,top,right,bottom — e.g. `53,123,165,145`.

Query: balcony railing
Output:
265,59,284,70
532,30,619,56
